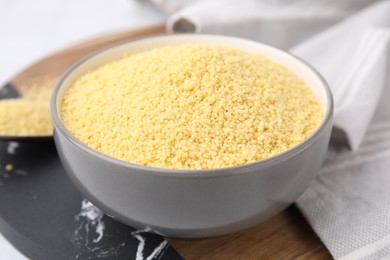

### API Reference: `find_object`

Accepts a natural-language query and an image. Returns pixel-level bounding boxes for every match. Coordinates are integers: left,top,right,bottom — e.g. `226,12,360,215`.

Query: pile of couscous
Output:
0,86,52,136
61,44,322,170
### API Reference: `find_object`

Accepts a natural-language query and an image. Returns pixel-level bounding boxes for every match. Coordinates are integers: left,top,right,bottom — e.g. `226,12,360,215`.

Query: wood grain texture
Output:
9,25,331,259
11,25,165,94
168,206,331,260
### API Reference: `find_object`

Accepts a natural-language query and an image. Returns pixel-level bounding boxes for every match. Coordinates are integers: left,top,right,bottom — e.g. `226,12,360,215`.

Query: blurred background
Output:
0,0,165,85
1,0,377,86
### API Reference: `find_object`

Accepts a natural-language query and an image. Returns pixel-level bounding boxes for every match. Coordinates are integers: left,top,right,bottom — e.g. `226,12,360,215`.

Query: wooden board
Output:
5,25,331,259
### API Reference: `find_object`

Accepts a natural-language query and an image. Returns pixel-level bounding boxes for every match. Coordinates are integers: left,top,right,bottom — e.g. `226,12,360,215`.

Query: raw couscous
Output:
0,86,52,136
61,44,322,170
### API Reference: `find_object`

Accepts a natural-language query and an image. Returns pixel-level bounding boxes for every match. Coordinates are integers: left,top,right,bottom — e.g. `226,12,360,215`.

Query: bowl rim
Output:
51,34,333,178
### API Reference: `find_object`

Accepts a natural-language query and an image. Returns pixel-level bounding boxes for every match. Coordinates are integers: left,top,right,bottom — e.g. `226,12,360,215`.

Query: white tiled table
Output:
0,1,165,258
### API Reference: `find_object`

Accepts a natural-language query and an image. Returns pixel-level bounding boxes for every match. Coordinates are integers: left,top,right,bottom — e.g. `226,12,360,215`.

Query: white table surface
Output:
0,1,165,259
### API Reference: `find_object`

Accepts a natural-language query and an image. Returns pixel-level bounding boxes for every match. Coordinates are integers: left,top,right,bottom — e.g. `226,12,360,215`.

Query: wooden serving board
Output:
4,25,331,259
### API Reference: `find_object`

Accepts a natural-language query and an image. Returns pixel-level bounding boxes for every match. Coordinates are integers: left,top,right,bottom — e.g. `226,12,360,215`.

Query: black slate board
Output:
0,83,182,260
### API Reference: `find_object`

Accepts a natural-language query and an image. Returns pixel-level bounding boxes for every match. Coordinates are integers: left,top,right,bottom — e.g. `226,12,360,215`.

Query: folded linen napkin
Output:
295,3,390,257
290,1,390,150
160,0,376,48
151,0,390,259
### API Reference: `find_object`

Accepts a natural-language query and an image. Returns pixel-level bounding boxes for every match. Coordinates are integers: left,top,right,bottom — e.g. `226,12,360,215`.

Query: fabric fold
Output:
291,0,390,149
163,0,375,48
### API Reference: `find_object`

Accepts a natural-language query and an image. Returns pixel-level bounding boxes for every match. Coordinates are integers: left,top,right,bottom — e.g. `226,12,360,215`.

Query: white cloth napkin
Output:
294,2,390,259
161,0,376,48
290,1,390,150
151,0,390,259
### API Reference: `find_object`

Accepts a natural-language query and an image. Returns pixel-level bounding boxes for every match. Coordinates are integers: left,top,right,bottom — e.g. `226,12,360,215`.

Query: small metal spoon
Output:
0,83,53,142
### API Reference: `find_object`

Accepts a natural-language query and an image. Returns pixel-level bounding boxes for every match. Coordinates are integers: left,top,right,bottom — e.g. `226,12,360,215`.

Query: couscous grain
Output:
5,164,13,172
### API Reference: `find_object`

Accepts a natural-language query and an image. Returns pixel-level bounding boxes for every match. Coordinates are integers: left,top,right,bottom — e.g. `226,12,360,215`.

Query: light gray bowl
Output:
51,35,333,238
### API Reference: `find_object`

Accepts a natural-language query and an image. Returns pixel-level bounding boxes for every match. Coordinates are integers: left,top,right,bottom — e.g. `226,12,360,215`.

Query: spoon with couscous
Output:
0,83,52,141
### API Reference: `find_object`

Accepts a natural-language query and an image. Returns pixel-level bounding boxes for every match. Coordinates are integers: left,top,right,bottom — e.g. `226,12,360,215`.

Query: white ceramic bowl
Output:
51,34,333,238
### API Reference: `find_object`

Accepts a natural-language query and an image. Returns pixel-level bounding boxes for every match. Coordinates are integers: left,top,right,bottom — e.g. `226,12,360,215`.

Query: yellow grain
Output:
61,44,323,170
5,164,13,172
0,87,52,136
